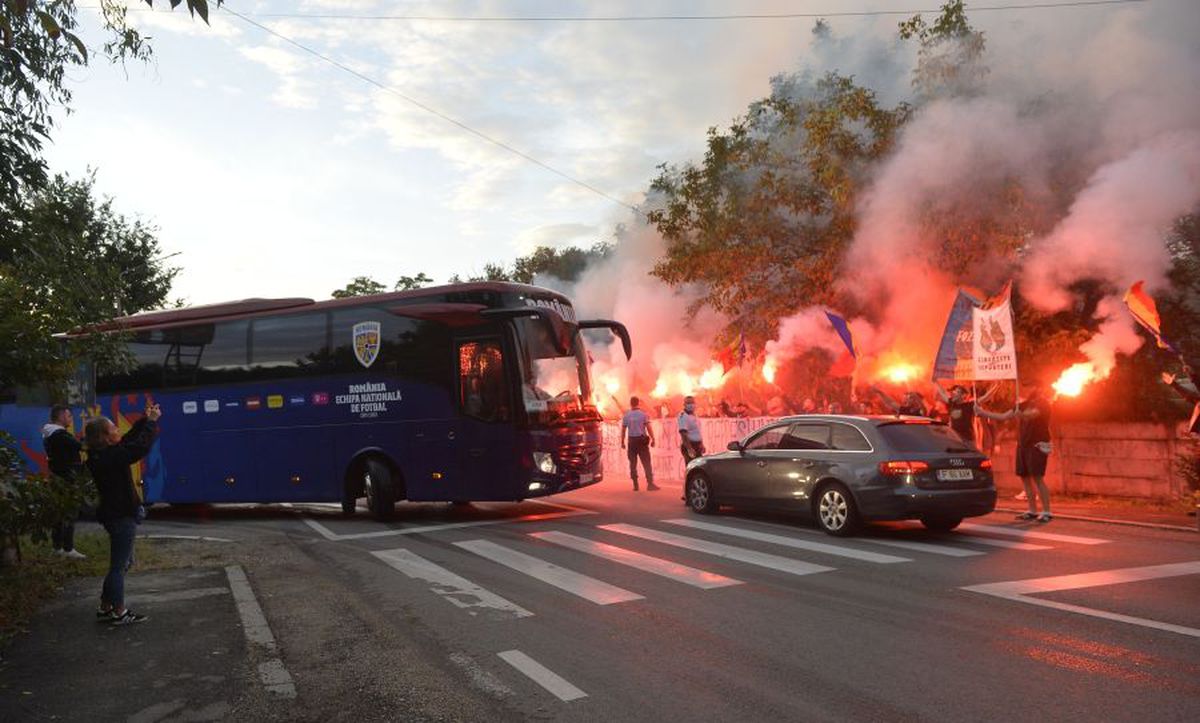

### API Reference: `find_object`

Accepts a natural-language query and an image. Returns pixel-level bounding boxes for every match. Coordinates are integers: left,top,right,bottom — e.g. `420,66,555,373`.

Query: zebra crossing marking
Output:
957,522,1110,545
662,518,912,564
598,524,835,577
529,531,743,589
371,548,533,619
454,539,644,605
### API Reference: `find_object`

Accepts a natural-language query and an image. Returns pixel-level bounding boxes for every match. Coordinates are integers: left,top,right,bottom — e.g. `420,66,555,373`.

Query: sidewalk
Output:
992,481,1197,531
0,567,261,721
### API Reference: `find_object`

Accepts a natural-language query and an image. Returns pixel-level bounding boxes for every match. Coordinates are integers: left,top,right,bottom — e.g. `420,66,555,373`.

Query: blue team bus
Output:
0,282,631,520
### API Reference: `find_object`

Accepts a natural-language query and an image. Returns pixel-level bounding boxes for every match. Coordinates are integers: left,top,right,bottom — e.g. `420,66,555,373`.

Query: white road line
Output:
224,565,297,699
450,652,515,698
957,522,1110,545
529,531,743,589
662,519,911,564
371,548,533,619
963,561,1200,638
498,650,588,702
454,539,644,605
598,524,835,577
952,534,1053,551
301,500,595,541
859,538,986,557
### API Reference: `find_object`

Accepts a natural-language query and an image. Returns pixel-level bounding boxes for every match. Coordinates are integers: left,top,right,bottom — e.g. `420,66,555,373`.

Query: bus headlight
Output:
532,452,557,474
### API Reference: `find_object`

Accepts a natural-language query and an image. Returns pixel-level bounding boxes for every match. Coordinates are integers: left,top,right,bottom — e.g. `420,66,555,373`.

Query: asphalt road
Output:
96,479,1200,721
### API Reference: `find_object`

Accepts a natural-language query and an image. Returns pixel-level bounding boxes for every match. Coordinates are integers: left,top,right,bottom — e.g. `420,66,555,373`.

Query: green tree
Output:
647,69,908,350
331,276,387,299
395,272,433,291
0,173,177,392
0,1,216,206
511,243,611,284
898,0,988,101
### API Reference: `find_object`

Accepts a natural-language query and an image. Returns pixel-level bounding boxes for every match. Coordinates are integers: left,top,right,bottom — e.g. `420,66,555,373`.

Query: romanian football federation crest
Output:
353,321,381,368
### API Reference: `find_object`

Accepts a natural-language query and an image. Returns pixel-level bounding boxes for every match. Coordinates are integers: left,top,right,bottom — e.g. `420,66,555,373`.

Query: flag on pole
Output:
824,311,856,358
1124,281,1179,354
824,311,857,378
716,329,747,372
932,290,982,380
972,283,1018,381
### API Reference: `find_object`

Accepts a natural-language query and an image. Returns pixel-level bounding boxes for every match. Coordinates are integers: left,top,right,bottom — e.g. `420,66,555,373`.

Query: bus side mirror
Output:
727,440,743,453
578,320,632,360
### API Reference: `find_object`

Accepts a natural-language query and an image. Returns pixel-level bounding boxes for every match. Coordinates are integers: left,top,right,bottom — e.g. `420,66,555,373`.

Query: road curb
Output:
994,506,1196,533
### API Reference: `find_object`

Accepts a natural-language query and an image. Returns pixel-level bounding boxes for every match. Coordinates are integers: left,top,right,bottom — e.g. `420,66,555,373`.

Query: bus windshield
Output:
512,316,596,424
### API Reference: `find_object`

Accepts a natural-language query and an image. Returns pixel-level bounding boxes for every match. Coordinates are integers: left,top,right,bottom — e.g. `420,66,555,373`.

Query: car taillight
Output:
878,461,931,476
979,459,993,470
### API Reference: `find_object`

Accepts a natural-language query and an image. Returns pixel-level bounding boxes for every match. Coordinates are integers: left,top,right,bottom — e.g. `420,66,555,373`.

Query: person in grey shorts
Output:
620,396,658,491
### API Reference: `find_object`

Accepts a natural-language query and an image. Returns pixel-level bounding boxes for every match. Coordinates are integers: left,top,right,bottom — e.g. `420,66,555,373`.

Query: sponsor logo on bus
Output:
312,392,330,405
267,395,284,409
289,395,306,406
353,321,381,368
182,401,198,414
224,401,240,409
203,400,219,413
246,397,262,410
524,297,577,323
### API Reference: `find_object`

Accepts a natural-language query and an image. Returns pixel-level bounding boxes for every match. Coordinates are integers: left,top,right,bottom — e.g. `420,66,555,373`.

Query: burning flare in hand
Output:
1052,362,1099,397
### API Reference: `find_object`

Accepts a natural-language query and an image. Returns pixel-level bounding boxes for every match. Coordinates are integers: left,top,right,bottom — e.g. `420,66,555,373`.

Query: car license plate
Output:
937,468,974,481
578,473,594,484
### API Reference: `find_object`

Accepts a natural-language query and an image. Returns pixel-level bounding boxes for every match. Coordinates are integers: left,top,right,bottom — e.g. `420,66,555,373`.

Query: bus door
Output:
454,337,517,500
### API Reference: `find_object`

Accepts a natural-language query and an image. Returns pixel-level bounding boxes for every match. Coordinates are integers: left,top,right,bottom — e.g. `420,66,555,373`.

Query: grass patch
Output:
0,531,226,646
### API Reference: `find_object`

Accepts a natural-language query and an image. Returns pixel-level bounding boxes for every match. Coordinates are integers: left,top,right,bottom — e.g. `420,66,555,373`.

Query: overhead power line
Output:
221,6,641,215
247,0,1146,21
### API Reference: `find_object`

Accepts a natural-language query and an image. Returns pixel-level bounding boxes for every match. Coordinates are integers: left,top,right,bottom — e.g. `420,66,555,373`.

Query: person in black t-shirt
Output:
42,405,86,559
933,383,997,448
978,380,1053,523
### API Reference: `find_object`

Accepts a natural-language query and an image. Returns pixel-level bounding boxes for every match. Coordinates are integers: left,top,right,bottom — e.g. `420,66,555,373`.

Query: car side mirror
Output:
727,440,743,453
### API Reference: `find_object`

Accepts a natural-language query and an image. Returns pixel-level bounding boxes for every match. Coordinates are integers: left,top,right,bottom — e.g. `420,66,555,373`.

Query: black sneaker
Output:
95,608,115,622
111,610,148,626
647,484,661,491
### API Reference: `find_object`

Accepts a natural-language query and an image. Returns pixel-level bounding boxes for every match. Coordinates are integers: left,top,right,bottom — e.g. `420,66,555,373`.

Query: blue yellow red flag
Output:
1124,281,1179,354
824,311,856,359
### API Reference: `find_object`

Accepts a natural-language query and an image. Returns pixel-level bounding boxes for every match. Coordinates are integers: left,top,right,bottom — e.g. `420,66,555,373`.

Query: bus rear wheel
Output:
364,459,396,521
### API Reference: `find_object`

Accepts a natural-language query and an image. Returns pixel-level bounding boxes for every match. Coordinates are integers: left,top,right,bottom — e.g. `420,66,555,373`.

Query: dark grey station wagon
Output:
683,415,997,536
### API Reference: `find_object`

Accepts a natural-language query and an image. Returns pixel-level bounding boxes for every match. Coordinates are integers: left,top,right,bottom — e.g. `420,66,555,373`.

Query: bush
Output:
0,432,90,565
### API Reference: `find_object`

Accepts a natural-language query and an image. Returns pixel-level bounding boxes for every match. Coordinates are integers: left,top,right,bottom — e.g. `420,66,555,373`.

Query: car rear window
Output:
877,423,968,453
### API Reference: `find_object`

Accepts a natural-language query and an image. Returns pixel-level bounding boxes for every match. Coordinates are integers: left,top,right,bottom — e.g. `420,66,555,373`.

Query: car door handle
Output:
756,461,767,468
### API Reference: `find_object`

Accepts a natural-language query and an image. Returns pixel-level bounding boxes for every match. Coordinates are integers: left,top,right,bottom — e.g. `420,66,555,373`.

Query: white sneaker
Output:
1014,492,1027,501
62,549,87,560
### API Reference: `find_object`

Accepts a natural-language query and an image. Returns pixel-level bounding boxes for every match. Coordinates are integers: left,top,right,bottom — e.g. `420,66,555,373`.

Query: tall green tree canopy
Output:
0,173,177,390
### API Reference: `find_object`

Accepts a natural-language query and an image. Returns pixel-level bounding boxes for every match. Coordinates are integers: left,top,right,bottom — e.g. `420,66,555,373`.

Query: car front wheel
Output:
687,472,718,514
815,482,860,537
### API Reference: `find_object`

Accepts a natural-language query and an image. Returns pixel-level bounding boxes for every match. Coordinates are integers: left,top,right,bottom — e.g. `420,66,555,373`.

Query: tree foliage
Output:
647,70,908,348
0,0,216,207
330,276,387,299
0,173,177,392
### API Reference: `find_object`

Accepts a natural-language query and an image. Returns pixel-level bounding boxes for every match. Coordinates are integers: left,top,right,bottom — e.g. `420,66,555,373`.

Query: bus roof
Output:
62,282,573,337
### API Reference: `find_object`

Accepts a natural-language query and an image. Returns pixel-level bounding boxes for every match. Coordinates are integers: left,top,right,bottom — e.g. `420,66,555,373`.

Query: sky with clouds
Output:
44,0,1160,306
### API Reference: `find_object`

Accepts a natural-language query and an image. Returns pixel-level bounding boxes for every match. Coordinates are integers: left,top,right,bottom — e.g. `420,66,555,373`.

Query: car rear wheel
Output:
920,515,963,532
815,482,860,537
686,472,718,514
364,458,396,521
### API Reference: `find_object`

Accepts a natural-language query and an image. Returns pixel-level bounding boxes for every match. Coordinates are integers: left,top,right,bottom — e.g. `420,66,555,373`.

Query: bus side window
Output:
247,313,330,382
458,340,509,422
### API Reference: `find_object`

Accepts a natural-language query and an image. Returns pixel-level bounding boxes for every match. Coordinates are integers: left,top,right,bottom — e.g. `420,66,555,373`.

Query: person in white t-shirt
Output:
678,395,705,464
620,396,657,491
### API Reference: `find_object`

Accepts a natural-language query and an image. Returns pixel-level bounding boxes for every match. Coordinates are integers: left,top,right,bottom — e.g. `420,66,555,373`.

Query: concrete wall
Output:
990,421,1188,500
601,417,1190,501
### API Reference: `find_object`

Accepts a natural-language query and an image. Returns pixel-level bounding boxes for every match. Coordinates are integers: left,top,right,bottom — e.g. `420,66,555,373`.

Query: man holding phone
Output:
84,402,162,625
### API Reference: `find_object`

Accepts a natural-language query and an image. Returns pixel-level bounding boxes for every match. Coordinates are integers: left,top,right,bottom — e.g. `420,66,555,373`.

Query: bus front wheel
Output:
364,459,396,521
